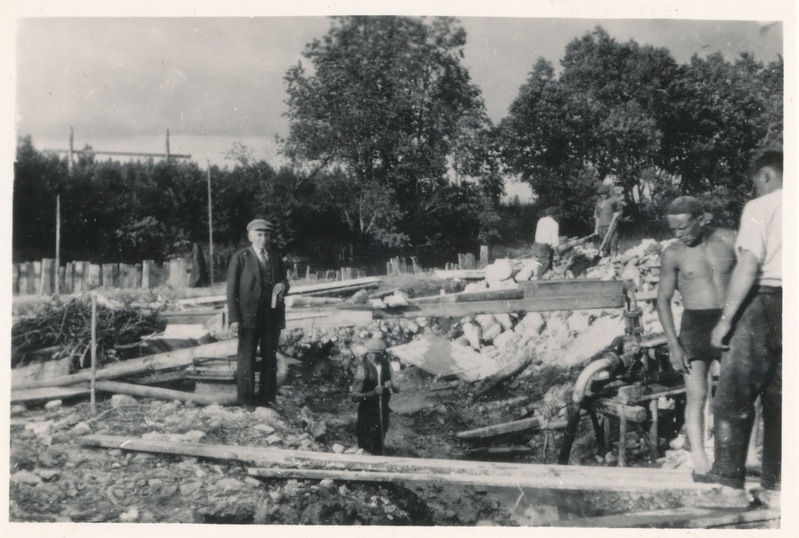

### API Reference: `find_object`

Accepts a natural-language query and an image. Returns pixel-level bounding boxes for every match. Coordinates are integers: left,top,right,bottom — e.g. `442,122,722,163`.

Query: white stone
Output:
514,261,538,282
11,470,42,485
567,311,592,334
110,394,139,408
484,258,515,283
464,281,488,293
492,329,522,352
514,312,545,337
44,400,63,412
462,322,482,350
70,422,91,436
494,313,514,331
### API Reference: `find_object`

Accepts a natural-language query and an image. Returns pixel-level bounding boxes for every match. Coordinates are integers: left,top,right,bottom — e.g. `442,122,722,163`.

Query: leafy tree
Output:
283,16,495,257
663,52,782,225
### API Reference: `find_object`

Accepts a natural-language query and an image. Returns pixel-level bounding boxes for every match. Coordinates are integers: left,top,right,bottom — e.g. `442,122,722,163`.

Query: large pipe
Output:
559,352,621,464
571,353,621,404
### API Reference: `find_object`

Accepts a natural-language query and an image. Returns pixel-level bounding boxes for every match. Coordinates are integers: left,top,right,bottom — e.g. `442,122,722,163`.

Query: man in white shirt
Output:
694,150,782,509
532,207,560,276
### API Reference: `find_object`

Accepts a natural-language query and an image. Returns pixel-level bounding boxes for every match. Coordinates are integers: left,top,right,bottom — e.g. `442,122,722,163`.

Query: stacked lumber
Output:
11,339,238,405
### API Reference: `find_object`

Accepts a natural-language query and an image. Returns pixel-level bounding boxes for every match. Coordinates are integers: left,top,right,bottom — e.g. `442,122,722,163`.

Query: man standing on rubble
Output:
657,196,736,475
227,219,289,409
532,206,560,276
594,184,623,257
697,150,783,508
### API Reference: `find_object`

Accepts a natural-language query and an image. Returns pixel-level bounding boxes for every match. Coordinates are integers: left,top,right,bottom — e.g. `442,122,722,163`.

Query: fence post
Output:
102,264,118,289
480,245,489,268
40,258,55,295
64,263,74,294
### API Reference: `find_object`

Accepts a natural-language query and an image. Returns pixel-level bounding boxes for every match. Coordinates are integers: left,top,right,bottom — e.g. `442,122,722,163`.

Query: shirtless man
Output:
657,196,736,474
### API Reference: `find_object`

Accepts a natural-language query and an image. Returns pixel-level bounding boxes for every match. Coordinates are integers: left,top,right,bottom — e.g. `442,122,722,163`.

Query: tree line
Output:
13,18,782,268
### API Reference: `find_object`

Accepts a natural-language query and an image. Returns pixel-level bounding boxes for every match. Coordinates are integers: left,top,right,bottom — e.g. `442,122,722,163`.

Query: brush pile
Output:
10,296,167,369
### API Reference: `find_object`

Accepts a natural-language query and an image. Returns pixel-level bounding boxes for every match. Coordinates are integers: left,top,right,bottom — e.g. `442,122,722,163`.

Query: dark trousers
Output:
712,288,782,489
532,242,553,276
236,310,281,406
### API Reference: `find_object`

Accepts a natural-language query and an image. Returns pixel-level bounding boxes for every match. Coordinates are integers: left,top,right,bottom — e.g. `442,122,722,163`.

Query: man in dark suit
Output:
227,219,289,408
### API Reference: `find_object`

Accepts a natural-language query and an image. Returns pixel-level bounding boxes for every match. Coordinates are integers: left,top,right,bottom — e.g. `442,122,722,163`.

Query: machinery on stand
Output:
557,283,689,467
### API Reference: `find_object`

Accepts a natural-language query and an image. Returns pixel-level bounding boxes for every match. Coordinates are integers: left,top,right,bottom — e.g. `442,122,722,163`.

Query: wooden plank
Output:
373,294,625,319
175,277,384,307
11,339,238,391
81,434,742,494
433,269,486,280
519,279,624,299
11,385,91,403
303,282,380,297
410,288,524,304
464,446,533,458
588,400,648,423
554,507,780,529
457,418,566,440
95,380,237,406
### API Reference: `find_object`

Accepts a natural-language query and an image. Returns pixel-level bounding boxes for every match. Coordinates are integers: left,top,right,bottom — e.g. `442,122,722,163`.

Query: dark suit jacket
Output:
226,247,290,329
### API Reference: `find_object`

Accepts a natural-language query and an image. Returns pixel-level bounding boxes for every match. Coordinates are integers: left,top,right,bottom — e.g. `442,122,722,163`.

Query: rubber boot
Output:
710,417,753,489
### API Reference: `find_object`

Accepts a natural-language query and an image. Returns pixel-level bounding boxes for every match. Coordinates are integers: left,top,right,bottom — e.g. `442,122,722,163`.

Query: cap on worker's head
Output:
752,149,783,174
247,219,273,232
666,196,704,217
597,184,610,194
544,206,559,217
364,337,387,353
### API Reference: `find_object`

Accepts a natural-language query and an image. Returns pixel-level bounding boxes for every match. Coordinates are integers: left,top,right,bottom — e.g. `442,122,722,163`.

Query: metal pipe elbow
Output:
572,353,620,404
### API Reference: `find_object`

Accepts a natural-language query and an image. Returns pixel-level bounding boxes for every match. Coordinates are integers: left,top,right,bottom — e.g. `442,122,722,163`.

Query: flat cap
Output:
247,219,273,232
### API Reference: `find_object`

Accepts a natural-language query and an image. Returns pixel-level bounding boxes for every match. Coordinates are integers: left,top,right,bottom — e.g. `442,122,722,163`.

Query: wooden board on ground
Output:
410,288,523,304
285,309,373,328
374,294,625,319
11,385,91,403
11,338,238,391
518,279,625,301
81,433,752,494
433,269,486,280
554,506,780,529
457,418,566,440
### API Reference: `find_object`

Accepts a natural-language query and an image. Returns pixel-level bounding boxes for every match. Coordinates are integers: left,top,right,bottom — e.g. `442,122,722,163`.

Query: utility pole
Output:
207,158,214,287
55,128,75,295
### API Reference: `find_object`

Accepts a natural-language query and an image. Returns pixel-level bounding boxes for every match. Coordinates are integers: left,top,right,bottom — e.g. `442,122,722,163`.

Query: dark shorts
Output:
679,309,723,363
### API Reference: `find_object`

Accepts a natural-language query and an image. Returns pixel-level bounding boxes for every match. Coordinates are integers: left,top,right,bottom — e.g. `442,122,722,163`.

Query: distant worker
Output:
656,196,736,475
532,206,560,276
699,151,783,508
594,184,623,257
227,219,289,409
188,242,210,288
350,337,399,455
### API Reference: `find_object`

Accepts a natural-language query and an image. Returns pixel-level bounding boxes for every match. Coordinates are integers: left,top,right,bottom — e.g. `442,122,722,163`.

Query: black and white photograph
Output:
4,0,796,532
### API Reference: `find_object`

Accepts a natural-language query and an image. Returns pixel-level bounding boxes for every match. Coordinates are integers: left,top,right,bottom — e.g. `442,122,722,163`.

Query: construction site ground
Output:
8,260,775,527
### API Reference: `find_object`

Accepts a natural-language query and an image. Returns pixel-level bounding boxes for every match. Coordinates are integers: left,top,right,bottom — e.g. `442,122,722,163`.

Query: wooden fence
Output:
12,258,191,296
12,246,490,296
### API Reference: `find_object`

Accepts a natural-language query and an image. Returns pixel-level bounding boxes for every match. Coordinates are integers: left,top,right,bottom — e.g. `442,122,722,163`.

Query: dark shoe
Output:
752,488,780,509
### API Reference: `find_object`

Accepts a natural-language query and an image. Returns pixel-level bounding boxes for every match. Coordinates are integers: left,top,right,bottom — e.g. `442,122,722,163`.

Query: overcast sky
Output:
14,15,784,171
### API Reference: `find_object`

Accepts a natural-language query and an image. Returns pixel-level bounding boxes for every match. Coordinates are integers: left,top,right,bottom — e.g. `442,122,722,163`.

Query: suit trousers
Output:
236,308,282,406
